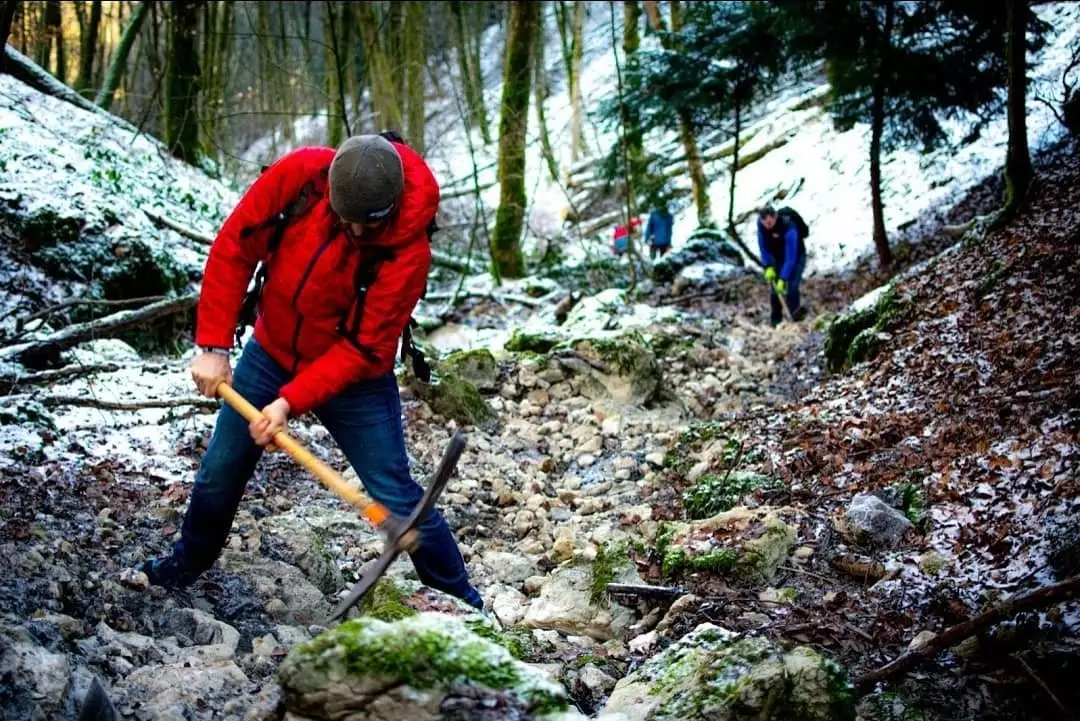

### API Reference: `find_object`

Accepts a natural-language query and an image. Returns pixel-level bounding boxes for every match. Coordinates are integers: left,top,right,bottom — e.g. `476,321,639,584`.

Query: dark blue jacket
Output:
757,216,802,282
645,209,673,248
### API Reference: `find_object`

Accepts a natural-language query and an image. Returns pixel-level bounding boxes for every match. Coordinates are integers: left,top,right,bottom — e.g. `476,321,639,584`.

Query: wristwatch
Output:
201,347,231,357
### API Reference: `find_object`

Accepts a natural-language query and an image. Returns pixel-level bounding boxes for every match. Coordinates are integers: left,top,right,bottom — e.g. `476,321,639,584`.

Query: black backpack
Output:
777,206,810,241
234,131,433,383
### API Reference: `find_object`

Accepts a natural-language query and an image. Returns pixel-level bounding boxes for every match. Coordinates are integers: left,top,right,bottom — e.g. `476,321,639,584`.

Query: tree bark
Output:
0,0,19,74
450,0,490,143
44,0,63,80
404,0,425,153
868,0,894,269
356,1,402,132
645,0,712,226
534,7,560,183
95,1,150,112
74,0,101,95
728,103,741,229
1003,0,1033,216
276,1,294,143
164,0,201,165
569,0,585,161
323,0,346,146
387,0,405,102
490,0,539,281
256,1,273,118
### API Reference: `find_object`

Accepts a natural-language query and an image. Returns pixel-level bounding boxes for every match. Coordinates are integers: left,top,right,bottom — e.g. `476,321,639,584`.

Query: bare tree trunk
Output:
644,0,711,225
569,0,585,162
73,0,101,95
450,0,490,143
43,0,63,80
534,7,560,184
324,0,347,146
0,0,19,74
356,1,402,132
164,0,201,165
728,103,741,229
404,0,425,152
490,0,539,281
257,1,273,118
276,1,294,143
1003,0,1033,217
868,0,894,270
387,0,404,102
95,0,149,112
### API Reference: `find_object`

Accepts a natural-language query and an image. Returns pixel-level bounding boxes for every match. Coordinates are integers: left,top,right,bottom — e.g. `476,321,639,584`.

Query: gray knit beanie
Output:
328,135,404,222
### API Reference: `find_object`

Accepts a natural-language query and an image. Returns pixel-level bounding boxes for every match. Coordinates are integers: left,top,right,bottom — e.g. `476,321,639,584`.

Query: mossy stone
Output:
440,348,499,391
505,329,560,354
416,370,494,426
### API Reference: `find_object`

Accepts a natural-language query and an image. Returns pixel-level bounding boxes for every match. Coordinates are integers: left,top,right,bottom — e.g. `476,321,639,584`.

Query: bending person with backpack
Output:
757,205,809,327
137,134,484,610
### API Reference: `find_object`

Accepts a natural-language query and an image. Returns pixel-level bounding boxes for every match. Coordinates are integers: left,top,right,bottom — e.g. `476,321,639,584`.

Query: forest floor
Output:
1,113,1078,720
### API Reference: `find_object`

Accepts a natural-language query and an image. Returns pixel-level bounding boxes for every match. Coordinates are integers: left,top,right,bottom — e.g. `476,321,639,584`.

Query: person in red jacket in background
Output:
138,134,484,610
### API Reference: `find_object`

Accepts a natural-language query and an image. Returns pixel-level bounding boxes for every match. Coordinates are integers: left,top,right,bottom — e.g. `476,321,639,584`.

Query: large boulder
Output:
657,508,797,584
260,508,377,596
522,541,642,641
562,331,664,411
653,229,745,284
217,551,331,625
277,613,571,721
824,285,901,373
0,619,72,719
603,623,855,721
440,348,500,392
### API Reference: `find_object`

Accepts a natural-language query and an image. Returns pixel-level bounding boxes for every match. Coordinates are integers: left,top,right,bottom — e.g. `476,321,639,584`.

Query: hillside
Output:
1,4,1079,721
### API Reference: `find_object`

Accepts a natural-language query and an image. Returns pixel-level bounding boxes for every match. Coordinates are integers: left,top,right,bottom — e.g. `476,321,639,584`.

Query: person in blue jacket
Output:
757,205,808,326
645,205,674,259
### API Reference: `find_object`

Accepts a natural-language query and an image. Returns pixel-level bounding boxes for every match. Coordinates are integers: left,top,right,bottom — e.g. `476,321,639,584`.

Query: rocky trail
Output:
2,32,1080,720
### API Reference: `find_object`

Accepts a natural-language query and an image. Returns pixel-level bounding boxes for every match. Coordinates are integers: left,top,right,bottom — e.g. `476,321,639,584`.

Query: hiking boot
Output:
137,556,201,589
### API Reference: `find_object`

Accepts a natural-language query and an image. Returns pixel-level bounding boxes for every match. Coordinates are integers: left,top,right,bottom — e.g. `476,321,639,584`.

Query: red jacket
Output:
195,144,438,415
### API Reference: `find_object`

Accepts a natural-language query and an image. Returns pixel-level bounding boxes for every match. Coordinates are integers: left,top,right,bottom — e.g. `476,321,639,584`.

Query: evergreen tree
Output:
782,0,1048,267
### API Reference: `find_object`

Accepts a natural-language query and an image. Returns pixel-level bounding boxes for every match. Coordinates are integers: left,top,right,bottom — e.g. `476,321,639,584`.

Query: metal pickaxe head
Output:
213,382,466,624
326,431,466,622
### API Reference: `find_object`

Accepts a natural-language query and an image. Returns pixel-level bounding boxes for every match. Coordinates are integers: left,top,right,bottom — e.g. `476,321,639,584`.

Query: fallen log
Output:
2,393,218,411
430,249,478,274
0,363,120,392
3,46,140,135
142,208,214,245
14,295,167,335
0,294,197,368
854,574,1080,694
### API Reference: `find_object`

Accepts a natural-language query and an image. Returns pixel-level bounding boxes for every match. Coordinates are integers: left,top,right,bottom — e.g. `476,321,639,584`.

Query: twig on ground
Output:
854,574,1080,694
142,208,214,245
15,296,167,333
1013,653,1075,721
0,363,121,391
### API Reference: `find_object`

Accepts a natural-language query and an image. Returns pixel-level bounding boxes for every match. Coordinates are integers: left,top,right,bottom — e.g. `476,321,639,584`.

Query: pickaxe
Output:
216,382,465,623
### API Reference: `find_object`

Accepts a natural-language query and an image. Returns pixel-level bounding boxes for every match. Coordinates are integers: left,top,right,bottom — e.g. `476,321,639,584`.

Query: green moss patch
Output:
590,540,631,605
280,614,569,715
682,471,777,520
357,578,419,622
607,623,854,721
505,329,560,354
824,286,903,373
440,348,499,391
416,370,494,425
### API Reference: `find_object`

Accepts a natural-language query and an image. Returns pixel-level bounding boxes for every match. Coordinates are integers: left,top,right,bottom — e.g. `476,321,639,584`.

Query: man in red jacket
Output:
139,135,484,610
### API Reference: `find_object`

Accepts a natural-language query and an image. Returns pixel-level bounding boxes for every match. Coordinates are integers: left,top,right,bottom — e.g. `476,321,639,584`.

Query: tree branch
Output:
143,207,214,245
4,393,219,411
0,294,197,367
854,575,1080,694
0,363,121,393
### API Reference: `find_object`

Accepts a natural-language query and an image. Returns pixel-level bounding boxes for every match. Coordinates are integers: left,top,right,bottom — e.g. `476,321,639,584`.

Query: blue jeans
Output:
770,253,807,326
172,340,482,608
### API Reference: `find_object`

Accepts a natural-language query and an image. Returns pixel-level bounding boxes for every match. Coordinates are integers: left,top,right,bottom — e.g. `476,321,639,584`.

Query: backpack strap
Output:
234,167,330,347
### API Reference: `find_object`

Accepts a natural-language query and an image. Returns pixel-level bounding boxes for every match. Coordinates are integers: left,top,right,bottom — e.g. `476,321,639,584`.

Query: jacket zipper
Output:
288,230,337,372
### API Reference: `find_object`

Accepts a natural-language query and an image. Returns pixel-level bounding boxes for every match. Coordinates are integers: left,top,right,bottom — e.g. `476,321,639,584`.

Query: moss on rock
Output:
357,578,419,622
603,623,855,721
570,331,663,408
505,329,560,354
659,513,795,585
652,232,745,284
824,286,901,373
416,370,494,426
590,540,631,605
440,348,499,391
279,614,569,718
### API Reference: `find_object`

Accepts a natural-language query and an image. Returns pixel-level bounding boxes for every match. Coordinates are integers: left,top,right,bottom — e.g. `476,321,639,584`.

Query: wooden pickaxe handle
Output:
215,381,391,529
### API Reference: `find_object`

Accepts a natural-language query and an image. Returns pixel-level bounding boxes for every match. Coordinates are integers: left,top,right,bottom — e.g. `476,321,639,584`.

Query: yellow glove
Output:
764,266,777,283
775,279,787,294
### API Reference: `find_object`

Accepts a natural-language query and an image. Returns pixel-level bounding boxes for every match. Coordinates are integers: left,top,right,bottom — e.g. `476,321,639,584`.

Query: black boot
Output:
138,555,202,588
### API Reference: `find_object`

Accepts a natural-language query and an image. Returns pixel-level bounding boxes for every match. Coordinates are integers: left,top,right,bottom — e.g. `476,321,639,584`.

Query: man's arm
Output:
757,221,775,268
195,148,332,349
278,242,431,415
780,224,799,281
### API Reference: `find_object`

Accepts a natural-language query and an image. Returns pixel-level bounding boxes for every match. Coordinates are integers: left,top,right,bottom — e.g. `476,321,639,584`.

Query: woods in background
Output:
0,0,1073,278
